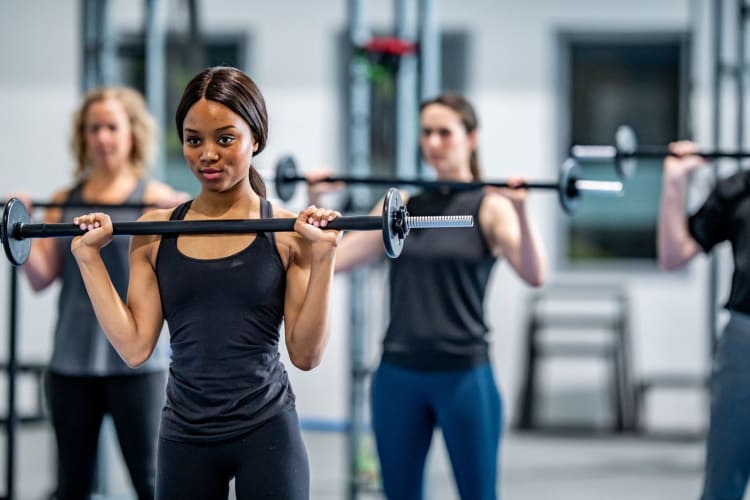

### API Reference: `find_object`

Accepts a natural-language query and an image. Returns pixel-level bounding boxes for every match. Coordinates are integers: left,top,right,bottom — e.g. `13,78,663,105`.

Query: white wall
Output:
0,0,717,432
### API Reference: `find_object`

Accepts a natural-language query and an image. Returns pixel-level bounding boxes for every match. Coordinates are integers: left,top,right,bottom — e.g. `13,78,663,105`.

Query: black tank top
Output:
382,189,497,371
156,199,295,443
689,169,750,314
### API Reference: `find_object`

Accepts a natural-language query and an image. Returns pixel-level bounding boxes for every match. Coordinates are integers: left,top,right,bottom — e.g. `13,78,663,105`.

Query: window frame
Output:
555,29,692,271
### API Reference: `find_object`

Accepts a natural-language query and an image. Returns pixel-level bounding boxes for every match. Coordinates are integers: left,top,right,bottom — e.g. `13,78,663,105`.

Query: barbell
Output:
1,188,473,266
570,125,750,179
273,156,623,214
0,200,155,210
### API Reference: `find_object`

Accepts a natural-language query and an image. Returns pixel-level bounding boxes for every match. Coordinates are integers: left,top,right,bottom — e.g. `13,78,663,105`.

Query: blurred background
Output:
1,0,746,498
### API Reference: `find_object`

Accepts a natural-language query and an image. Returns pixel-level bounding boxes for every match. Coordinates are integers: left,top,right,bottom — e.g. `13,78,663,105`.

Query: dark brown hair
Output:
420,93,481,181
176,66,268,197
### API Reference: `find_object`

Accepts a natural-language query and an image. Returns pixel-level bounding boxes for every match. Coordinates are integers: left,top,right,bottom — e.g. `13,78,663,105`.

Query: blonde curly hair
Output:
70,87,157,180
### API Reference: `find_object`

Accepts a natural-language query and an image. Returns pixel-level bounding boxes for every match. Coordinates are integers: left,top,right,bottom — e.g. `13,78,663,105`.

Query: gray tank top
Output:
49,180,169,376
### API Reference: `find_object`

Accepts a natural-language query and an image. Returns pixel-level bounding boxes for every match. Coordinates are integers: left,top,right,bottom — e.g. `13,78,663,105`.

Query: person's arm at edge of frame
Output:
283,206,343,371
657,141,704,271
481,180,547,287
70,210,167,367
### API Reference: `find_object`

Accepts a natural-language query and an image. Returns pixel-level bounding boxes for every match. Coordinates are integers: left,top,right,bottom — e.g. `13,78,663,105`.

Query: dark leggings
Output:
156,409,309,500
46,370,166,500
371,361,503,500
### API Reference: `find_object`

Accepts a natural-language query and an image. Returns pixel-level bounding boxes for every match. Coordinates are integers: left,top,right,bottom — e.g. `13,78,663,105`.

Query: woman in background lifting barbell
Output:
11,86,188,500
308,92,548,500
71,66,343,500
658,140,750,500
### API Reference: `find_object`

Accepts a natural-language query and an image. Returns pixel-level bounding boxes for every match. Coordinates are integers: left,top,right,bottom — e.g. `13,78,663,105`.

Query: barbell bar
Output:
570,125,750,179
0,201,155,210
1,188,473,266
273,156,623,214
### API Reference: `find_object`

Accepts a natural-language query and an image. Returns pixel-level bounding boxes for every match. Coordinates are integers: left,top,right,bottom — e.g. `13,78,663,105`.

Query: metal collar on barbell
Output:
569,126,642,179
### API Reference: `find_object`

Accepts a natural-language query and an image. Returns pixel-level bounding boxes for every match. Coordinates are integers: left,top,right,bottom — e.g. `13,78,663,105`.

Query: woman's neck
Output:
86,162,138,184
193,182,260,218
81,166,140,201
435,164,473,182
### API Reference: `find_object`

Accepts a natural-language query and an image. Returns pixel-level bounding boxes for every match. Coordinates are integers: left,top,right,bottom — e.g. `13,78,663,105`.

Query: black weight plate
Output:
382,188,404,258
2,198,31,266
275,155,299,202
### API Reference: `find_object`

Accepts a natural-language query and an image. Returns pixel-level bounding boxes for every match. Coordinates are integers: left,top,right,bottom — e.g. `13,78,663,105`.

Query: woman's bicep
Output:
479,196,516,257
126,237,164,347
282,248,310,343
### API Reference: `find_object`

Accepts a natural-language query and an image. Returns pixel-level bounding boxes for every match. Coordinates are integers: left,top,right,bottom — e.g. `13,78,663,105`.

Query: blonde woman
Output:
20,86,187,500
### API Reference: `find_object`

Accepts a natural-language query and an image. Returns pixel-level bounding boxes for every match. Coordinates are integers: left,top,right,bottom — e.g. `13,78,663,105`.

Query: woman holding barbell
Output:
14,86,188,500
309,92,548,500
658,140,750,500
71,66,342,499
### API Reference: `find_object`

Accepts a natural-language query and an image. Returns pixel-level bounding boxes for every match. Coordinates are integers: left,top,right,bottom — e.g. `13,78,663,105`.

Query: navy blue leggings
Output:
371,361,502,500
701,312,750,499
155,409,309,500
46,370,166,500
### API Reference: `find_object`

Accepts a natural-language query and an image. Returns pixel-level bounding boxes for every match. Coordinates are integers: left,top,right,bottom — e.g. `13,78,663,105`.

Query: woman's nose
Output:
424,131,441,147
94,128,112,142
200,147,218,162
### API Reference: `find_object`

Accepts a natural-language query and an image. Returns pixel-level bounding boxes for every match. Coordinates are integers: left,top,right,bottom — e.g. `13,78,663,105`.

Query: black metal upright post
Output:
417,0,440,178
738,1,747,159
708,0,723,358
144,0,168,181
4,267,18,500
347,1,372,499
82,0,118,492
81,0,115,91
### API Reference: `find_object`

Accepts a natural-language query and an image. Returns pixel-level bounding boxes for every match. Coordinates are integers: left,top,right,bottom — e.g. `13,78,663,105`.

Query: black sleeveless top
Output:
156,199,295,442
689,169,750,314
52,179,168,375
382,189,497,371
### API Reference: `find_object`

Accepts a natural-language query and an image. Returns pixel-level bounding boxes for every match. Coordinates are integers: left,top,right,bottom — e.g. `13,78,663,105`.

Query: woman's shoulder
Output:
138,206,176,222
143,179,191,208
270,202,296,219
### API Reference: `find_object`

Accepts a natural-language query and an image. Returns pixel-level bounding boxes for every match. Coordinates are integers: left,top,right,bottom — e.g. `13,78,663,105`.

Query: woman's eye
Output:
185,136,200,146
218,135,234,145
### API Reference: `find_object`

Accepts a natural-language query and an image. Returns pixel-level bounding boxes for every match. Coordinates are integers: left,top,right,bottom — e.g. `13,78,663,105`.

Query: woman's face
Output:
84,98,134,172
419,103,476,178
182,98,258,193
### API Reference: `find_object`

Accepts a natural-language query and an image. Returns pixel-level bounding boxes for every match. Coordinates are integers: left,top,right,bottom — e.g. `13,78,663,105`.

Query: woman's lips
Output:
199,168,222,180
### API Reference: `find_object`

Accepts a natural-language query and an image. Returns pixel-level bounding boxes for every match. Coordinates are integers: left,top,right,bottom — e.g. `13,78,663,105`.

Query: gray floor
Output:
4,423,727,500
305,430,708,500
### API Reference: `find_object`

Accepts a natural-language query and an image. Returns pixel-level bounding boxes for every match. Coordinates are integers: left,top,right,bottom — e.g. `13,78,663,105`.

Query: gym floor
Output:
6,424,717,500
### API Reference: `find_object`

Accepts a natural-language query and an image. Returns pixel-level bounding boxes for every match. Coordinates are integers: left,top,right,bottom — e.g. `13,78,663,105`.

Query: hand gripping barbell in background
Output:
570,124,750,179
273,156,623,215
1,188,473,266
